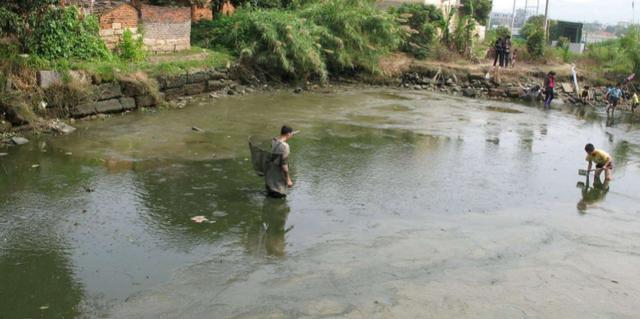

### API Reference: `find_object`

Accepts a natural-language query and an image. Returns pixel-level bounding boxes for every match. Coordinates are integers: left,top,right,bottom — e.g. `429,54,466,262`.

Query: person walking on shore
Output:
543,71,556,109
605,83,623,116
493,37,503,67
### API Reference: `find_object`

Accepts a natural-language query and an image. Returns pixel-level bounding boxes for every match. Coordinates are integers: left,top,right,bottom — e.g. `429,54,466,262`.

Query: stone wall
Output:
37,68,236,118
98,4,140,49
141,4,191,53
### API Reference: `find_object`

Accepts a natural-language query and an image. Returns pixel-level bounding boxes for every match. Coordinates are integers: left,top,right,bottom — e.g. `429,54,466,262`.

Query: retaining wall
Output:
56,69,232,118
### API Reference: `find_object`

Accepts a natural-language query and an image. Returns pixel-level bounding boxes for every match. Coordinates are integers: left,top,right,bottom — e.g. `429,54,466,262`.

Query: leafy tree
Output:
520,15,544,39
459,0,492,25
520,15,546,58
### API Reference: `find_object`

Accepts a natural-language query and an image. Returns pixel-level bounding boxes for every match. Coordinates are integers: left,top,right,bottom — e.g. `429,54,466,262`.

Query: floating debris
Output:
191,216,208,223
11,136,29,145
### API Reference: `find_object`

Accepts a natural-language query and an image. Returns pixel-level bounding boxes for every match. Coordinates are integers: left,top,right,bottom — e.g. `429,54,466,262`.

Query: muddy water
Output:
2,89,640,318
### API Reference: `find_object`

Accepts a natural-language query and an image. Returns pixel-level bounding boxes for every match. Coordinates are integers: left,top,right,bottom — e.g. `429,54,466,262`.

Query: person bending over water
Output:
584,143,613,181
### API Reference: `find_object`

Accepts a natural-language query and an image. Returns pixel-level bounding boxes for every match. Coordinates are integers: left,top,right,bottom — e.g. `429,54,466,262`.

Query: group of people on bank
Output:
492,36,516,68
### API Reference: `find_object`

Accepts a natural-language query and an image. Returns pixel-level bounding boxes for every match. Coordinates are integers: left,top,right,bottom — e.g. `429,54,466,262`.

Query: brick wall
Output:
98,4,140,49
141,4,191,53
143,21,191,52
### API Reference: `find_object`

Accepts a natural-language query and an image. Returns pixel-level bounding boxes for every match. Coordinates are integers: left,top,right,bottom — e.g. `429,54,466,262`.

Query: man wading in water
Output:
265,125,295,197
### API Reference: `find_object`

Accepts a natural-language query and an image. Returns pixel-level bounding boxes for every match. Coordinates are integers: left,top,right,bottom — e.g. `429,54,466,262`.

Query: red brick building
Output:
68,0,193,53
94,1,140,49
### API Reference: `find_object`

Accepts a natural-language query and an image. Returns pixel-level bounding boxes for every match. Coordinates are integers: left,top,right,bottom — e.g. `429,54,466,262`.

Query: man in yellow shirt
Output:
585,143,613,181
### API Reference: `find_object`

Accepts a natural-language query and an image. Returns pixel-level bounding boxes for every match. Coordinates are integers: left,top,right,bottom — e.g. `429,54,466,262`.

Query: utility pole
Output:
511,0,517,37
543,0,550,40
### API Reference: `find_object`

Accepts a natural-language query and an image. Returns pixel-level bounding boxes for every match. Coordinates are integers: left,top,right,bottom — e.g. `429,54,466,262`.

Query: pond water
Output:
2,88,640,318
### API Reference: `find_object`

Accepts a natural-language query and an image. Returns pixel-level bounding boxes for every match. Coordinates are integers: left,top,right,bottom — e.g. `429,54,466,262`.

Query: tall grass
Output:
192,0,406,81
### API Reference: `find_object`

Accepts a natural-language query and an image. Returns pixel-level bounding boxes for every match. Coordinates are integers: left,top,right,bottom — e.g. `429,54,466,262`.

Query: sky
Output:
491,0,638,24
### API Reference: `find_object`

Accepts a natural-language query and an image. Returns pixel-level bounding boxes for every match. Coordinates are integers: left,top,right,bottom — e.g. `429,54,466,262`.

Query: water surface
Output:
2,88,640,318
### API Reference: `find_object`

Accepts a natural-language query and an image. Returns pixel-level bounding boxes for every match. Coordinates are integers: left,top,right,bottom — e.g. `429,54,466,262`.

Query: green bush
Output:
26,6,110,60
0,7,22,38
390,3,442,59
208,9,328,80
117,29,146,62
193,0,405,80
301,0,405,73
556,36,570,50
527,30,545,59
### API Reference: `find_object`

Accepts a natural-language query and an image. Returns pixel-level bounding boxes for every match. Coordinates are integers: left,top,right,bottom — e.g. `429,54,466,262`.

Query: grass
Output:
67,48,234,81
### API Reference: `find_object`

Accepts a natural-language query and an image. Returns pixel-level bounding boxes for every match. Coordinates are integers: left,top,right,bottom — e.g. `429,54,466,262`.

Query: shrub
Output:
556,36,570,50
0,7,22,38
26,6,110,60
527,30,545,59
209,9,328,80
117,29,146,62
193,0,406,80
301,0,405,74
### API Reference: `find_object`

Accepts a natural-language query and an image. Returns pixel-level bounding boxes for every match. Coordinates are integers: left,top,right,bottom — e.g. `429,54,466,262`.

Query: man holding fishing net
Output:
249,125,296,198
583,143,613,181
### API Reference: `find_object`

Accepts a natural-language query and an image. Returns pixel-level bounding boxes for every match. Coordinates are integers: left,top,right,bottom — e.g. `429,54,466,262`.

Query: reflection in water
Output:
251,197,291,257
577,175,610,212
0,250,83,318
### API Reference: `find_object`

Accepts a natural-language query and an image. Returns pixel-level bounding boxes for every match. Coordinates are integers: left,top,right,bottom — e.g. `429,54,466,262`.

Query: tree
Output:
520,16,546,58
520,15,544,39
459,0,492,25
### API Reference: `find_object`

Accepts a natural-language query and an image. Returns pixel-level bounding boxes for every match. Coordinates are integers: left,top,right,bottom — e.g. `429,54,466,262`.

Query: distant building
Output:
490,12,512,28
551,20,584,53
583,31,618,44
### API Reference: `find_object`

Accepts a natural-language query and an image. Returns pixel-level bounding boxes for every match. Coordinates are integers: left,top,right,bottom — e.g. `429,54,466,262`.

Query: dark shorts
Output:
596,161,613,169
609,97,619,107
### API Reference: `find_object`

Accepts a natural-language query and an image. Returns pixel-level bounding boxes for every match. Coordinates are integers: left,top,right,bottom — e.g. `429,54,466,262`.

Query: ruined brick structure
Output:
141,4,191,53
95,2,140,49
63,1,192,52
191,0,213,22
